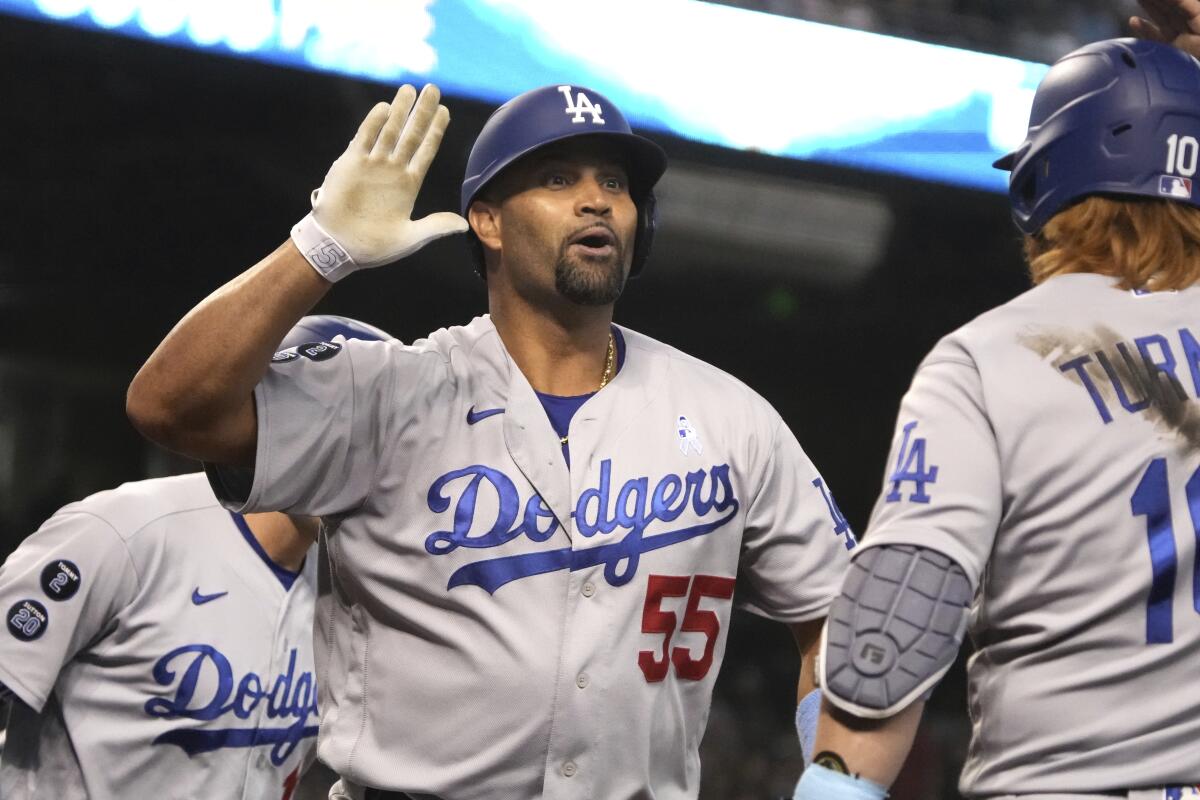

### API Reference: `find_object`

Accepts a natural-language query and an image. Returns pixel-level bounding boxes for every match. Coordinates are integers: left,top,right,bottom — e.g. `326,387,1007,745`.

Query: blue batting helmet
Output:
278,315,393,350
461,84,668,277
994,38,1200,235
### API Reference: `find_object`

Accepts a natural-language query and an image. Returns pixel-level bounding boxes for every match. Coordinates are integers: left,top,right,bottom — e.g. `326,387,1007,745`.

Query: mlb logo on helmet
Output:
1159,174,1193,199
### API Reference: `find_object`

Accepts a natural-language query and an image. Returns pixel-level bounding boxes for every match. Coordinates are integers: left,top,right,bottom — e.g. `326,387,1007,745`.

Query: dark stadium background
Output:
0,6,1136,797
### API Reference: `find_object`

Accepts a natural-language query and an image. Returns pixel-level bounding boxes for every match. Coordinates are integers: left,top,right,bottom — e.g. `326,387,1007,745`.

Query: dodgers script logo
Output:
145,645,318,766
425,459,740,593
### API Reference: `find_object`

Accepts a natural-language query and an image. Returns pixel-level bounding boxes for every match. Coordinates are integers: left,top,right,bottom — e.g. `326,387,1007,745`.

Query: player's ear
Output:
468,199,503,254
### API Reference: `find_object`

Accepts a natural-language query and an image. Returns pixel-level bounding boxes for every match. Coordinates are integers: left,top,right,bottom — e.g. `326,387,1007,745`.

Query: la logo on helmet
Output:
557,86,604,125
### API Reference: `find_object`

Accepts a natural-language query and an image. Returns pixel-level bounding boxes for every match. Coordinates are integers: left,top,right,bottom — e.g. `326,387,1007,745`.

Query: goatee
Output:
555,249,626,306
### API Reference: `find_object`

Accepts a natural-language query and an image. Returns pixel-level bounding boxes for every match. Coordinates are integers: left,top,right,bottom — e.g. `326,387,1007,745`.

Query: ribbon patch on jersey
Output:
424,459,740,593
145,645,318,766
677,415,702,455
40,560,81,601
7,600,48,642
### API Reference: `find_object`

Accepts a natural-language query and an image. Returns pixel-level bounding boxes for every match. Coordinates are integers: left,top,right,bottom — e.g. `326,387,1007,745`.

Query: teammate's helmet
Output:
461,84,668,278
994,38,1200,235
278,315,393,350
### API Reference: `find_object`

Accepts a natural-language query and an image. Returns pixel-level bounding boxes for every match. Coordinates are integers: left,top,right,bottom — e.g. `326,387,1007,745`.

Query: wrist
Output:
290,212,358,283
793,762,888,800
796,689,821,765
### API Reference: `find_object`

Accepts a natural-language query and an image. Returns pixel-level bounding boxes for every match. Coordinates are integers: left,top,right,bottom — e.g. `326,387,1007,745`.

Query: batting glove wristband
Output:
794,763,888,800
795,689,821,765
291,83,468,283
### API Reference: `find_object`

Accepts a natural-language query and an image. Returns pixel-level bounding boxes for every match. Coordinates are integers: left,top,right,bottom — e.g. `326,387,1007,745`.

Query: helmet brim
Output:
461,129,667,215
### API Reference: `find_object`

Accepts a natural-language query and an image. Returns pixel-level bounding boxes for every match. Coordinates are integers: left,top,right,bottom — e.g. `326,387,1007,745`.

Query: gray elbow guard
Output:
819,544,973,719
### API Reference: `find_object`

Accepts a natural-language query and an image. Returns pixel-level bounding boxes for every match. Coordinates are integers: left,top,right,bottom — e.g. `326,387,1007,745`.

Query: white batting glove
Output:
291,83,469,283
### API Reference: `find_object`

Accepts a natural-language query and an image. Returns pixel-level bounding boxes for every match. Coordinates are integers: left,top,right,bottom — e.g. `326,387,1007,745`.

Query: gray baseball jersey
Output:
859,273,1200,796
207,315,854,799
0,473,318,800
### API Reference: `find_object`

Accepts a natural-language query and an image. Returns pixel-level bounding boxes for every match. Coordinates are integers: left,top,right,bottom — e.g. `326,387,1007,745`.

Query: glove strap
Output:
290,212,358,283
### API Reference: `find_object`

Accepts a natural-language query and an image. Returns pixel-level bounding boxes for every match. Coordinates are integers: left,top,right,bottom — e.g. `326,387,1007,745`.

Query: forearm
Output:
812,698,924,787
127,241,329,463
790,618,823,698
790,618,823,763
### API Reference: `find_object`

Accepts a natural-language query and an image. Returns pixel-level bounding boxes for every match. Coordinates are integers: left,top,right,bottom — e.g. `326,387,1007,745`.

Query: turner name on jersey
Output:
1022,322,1200,435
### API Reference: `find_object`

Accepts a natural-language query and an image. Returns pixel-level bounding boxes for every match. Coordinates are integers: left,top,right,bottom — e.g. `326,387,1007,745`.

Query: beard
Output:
554,241,627,306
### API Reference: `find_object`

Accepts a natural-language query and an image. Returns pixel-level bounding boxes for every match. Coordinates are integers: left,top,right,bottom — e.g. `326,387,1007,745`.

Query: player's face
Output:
488,140,638,306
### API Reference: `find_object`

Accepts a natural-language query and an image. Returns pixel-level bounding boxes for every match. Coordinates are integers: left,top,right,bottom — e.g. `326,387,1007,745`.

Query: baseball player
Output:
125,83,857,798
793,32,1200,800
0,316,388,800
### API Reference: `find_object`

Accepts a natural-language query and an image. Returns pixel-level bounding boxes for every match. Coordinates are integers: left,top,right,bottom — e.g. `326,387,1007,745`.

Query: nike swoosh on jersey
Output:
466,406,505,425
191,588,229,605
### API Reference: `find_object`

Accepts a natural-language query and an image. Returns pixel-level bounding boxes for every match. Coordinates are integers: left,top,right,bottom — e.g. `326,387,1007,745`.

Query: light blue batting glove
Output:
793,762,888,800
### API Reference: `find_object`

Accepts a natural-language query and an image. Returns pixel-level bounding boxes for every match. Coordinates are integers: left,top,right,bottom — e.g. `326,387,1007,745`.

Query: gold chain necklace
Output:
559,333,616,446
599,332,616,389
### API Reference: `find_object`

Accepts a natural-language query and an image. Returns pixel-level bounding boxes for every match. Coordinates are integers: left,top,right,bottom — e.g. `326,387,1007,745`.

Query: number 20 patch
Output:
638,574,735,682
8,600,48,642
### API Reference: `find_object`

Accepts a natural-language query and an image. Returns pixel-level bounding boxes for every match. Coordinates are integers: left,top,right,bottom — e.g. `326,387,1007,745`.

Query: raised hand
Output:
1131,0,1200,60
291,84,469,283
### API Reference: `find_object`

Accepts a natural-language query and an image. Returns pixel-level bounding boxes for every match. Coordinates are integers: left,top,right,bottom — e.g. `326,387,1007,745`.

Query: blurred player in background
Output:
0,316,387,800
125,81,855,799
793,4,1200,799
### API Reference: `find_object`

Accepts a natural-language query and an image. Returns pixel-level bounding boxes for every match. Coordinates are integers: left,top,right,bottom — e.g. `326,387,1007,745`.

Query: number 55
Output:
638,574,735,682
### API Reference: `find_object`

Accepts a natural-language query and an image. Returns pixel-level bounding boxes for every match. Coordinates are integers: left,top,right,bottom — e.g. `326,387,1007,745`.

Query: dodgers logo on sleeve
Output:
812,477,856,550
885,421,939,504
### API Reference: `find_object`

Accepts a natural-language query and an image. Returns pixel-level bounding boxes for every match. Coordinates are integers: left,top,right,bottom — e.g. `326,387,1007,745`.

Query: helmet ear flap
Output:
629,190,657,278
1018,168,1038,210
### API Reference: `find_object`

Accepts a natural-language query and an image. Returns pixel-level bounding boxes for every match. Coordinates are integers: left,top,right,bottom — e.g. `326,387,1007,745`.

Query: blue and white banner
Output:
0,0,1046,192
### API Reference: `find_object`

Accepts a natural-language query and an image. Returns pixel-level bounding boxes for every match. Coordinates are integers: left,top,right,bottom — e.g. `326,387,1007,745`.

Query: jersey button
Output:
581,582,596,597
576,673,590,689
562,761,578,778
